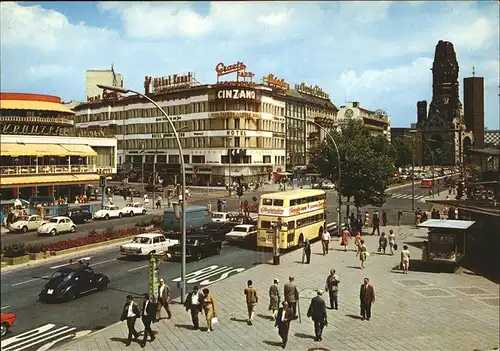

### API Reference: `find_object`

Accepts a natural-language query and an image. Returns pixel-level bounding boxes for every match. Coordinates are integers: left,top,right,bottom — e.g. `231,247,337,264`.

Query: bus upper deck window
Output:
273,199,284,206
262,198,272,205
290,199,296,206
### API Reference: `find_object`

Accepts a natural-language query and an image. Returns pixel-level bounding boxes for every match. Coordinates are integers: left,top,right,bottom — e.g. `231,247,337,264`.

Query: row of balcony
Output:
0,115,74,126
1,164,114,176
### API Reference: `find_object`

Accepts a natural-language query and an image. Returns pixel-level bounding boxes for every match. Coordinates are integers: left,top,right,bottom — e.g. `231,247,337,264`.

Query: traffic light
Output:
236,185,244,198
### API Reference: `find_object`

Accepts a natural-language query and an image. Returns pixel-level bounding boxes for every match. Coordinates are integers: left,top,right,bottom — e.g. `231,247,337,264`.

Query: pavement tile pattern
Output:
61,225,499,351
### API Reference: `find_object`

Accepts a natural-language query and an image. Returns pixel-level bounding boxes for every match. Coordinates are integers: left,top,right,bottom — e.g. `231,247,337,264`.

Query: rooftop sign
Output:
144,72,194,94
215,61,256,88
262,74,289,90
86,90,121,103
295,82,329,99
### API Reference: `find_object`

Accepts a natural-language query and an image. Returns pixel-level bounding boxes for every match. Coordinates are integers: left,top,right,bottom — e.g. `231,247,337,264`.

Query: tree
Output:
309,120,396,217
392,136,413,168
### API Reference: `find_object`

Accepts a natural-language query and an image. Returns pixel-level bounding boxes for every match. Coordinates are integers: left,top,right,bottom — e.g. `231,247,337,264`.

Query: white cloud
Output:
257,10,292,26
25,64,74,80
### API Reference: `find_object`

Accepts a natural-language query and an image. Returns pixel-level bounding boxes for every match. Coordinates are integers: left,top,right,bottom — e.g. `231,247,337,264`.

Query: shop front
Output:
418,219,475,267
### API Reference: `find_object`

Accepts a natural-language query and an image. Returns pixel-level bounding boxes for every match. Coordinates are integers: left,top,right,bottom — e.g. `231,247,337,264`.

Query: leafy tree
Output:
309,120,396,216
392,136,413,168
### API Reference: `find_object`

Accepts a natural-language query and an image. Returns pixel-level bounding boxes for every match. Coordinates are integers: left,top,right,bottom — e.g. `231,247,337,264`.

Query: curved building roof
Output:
0,92,75,114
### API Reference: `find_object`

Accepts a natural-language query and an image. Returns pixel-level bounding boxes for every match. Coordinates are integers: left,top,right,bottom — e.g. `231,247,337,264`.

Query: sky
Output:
1,1,499,129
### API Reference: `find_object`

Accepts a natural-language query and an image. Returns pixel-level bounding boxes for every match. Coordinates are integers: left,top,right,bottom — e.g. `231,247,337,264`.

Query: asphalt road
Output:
0,243,273,350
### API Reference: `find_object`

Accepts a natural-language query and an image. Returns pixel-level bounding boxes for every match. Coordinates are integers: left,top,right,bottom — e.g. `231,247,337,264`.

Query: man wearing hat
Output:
156,278,172,320
120,295,141,346
307,290,328,342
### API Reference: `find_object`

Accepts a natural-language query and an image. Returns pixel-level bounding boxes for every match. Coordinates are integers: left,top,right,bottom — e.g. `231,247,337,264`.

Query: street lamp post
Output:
227,137,232,196
98,84,188,303
310,121,342,238
140,141,145,192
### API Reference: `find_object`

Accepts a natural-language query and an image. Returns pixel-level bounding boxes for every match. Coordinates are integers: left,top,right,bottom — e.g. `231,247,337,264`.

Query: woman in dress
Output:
400,245,411,274
202,288,216,332
378,232,388,254
342,227,351,252
388,229,396,255
268,278,280,320
357,239,368,269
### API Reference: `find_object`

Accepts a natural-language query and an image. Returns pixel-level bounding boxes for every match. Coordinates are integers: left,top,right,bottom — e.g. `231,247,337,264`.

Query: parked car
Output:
226,213,258,225
37,216,76,236
121,203,146,217
120,233,178,257
93,205,123,220
312,180,335,189
8,215,43,233
167,234,222,261
198,222,236,241
65,207,93,224
226,224,258,244
1,312,16,337
38,263,110,303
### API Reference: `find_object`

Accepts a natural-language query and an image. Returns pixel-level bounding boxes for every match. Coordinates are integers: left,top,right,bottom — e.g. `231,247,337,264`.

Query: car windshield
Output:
103,206,111,210
51,269,71,279
187,239,200,245
132,237,150,244
125,203,133,207
19,216,29,221
211,213,224,219
49,218,59,223
233,227,248,232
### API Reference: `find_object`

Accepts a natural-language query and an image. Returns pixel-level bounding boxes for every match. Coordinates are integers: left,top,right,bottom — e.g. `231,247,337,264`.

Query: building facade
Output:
0,93,117,201
86,68,124,102
74,65,338,185
336,101,391,141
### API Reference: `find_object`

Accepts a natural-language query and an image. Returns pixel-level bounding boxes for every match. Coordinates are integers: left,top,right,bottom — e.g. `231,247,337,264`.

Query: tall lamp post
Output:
97,84,188,303
310,121,342,238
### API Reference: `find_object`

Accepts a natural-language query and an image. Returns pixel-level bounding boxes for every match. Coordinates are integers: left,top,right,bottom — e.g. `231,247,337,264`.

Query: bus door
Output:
286,221,296,248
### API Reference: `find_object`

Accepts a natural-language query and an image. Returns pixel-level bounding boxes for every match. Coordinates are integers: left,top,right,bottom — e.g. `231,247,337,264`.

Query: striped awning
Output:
0,174,100,187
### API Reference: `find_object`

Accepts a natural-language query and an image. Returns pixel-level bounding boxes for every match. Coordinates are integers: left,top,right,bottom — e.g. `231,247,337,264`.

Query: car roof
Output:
233,224,253,228
51,216,70,220
135,232,164,238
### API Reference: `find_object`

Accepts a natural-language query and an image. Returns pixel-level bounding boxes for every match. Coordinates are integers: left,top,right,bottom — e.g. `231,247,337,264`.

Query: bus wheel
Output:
297,234,304,248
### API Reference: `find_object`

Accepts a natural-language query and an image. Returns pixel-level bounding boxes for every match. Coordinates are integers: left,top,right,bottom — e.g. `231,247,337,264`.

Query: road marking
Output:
90,258,117,267
1,305,11,310
50,257,92,269
128,264,148,272
1,324,75,351
11,276,49,287
172,265,246,286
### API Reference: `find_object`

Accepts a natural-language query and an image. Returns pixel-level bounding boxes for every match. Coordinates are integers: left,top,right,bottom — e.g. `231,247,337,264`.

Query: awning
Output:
21,144,69,156
60,144,98,156
0,143,31,156
0,99,75,114
1,174,100,187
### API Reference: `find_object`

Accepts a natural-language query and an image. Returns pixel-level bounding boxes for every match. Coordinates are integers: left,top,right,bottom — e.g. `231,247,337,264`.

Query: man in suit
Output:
156,278,172,320
120,295,141,346
141,293,157,348
359,277,375,321
275,301,293,349
284,276,299,319
371,211,381,236
307,290,328,341
325,269,340,310
184,286,204,329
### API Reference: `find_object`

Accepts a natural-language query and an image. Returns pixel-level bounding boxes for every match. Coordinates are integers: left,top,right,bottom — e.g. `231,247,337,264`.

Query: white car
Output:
8,215,44,233
120,233,178,256
226,224,257,243
94,205,123,220
37,216,76,236
211,212,237,223
121,203,147,217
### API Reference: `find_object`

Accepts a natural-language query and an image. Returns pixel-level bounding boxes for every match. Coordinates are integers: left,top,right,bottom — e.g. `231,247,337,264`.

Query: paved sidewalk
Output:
62,225,499,351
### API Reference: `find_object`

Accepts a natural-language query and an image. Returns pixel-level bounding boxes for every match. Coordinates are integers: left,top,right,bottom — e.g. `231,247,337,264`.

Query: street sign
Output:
99,176,107,188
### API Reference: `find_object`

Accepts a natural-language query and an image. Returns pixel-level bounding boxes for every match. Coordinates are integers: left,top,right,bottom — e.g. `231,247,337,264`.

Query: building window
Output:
192,155,205,163
234,137,240,147
168,155,180,164
235,119,240,129
221,155,229,164
263,155,271,163
183,155,190,163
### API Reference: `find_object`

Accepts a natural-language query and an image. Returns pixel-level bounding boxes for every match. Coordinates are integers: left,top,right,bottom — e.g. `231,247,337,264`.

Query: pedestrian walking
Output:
307,290,328,342
364,211,370,227
341,227,351,252
268,278,280,321
356,239,368,269
244,280,258,325
382,210,388,226
359,278,375,321
378,232,388,254
243,199,250,217
324,269,340,310
321,229,331,255
202,288,216,333
143,193,149,208
349,213,356,230
140,293,157,347
120,295,141,346
156,196,162,209
388,229,396,255
184,286,204,330
397,210,403,226
371,211,381,236
275,301,293,349
284,276,299,319
401,245,411,274
303,239,311,264
156,278,172,320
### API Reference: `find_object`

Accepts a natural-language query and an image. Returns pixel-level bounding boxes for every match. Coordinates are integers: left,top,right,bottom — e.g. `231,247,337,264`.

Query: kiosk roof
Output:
418,219,475,230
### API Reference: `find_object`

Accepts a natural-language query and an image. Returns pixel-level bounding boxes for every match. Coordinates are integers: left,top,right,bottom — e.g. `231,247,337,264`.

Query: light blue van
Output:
163,205,211,232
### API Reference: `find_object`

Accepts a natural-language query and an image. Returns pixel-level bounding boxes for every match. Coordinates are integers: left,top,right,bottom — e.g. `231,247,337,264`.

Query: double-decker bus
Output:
257,189,327,250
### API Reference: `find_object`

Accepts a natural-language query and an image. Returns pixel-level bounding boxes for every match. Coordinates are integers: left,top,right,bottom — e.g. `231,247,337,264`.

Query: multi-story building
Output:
0,92,117,201
336,101,391,141
73,65,338,185
86,67,124,102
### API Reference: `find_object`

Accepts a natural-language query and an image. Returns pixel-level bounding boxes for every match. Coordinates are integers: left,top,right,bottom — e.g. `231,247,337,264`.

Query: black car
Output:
39,263,110,303
226,214,257,225
167,234,222,261
199,222,237,241
65,207,93,224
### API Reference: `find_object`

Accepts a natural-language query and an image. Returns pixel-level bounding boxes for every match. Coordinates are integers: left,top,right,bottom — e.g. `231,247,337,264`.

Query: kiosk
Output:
418,219,475,265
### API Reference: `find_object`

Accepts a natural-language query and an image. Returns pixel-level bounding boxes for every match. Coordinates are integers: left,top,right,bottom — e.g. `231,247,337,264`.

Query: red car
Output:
1,312,16,337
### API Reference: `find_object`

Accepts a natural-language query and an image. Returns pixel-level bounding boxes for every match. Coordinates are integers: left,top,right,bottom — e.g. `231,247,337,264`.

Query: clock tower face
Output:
345,109,354,118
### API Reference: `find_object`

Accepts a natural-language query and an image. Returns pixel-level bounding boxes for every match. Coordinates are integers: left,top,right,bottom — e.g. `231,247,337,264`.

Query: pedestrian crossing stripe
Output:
389,193,426,200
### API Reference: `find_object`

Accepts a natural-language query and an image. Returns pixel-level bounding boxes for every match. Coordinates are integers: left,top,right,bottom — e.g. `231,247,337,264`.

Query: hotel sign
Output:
295,82,329,99
145,72,194,94
263,74,289,90
0,123,66,136
209,112,259,119
87,90,121,103
217,89,256,100
215,61,256,88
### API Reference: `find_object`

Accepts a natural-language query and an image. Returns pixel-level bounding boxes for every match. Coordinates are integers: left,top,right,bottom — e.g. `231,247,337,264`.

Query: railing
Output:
0,115,74,126
0,164,113,176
